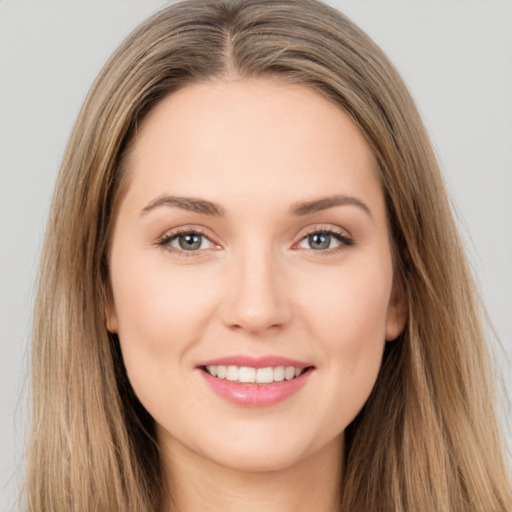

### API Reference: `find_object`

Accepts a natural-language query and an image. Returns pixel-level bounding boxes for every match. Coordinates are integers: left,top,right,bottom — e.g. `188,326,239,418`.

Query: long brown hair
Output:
26,1,511,510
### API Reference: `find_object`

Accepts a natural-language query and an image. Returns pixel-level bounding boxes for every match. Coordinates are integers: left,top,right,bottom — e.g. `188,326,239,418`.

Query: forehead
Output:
122,78,383,216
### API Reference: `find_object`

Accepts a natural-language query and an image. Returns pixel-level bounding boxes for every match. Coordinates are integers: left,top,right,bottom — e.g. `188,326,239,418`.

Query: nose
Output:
221,245,292,335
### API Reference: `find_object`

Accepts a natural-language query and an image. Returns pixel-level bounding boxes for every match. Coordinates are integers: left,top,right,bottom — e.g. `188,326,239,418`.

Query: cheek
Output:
302,256,392,346
109,253,220,405
298,255,392,417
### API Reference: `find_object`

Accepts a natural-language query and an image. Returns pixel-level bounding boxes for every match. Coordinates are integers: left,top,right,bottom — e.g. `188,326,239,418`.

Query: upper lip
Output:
196,355,313,369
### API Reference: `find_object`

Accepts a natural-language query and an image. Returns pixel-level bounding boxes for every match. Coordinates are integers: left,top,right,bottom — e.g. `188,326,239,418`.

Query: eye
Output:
296,229,353,252
172,233,207,251
158,229,219,254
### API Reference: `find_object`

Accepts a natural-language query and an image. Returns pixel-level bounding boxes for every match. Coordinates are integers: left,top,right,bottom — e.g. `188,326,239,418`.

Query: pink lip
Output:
197,355,311,369
196,355,315,408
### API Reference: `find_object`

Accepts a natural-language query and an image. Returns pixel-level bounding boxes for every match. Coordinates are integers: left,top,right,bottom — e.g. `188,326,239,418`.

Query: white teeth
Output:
284,366,295,380
206,365,217,377
239,366,256,383
273,366,285,382
256,367,274,384
226,365,239,381
205,364,307,383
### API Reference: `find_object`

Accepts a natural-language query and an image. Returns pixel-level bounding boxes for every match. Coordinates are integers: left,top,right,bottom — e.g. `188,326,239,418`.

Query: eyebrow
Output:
141,195,225,216
290,194,372,217
141,193,372,218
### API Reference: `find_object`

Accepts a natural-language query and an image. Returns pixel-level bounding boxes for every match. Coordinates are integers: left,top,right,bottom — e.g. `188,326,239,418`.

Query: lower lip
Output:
198,369,313,407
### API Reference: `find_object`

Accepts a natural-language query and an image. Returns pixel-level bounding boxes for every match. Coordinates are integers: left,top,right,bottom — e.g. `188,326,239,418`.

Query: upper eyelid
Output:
295,224,352,240
292,225,354,253
157,228,220,257
158,225,217,242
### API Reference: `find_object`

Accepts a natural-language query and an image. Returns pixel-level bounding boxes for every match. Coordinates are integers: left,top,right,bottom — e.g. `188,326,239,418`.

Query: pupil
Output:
309,233,330,250
179,234,201,250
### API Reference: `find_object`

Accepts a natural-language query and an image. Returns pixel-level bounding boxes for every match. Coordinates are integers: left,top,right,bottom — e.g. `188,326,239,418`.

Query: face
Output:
107,79,405,473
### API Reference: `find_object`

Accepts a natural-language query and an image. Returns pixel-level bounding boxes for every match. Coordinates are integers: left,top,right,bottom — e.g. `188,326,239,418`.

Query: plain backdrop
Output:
1,1,511,510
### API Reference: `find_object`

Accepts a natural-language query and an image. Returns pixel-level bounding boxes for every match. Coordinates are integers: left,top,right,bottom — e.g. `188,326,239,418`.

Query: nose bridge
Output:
222,239,290,333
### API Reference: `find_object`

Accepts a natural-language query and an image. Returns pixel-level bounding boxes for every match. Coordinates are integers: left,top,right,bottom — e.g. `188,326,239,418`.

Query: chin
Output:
203,446,309,473
185,422,342,474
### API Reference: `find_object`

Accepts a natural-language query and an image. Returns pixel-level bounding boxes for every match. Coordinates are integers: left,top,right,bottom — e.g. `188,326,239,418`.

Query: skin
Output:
107,78,406,512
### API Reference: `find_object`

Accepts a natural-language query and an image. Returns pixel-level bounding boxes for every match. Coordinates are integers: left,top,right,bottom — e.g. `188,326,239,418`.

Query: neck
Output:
160,436,343,512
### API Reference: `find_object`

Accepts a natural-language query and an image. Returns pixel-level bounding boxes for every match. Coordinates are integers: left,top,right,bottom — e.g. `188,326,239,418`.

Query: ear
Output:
385,273,408,341
105,286,119,334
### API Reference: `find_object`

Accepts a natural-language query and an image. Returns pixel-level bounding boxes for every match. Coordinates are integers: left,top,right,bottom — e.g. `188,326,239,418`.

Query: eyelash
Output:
157,227,217,257
157,225,354,257
296,226,354,254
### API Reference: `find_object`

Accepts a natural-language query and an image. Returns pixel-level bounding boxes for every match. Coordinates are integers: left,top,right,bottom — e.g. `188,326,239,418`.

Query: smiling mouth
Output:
201,365,314,384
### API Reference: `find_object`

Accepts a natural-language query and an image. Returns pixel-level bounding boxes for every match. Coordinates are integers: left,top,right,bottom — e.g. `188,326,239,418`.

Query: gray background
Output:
1,1,511,510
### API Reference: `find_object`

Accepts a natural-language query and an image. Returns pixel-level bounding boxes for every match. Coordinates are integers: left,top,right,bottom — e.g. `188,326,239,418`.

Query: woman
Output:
25,0,511,511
